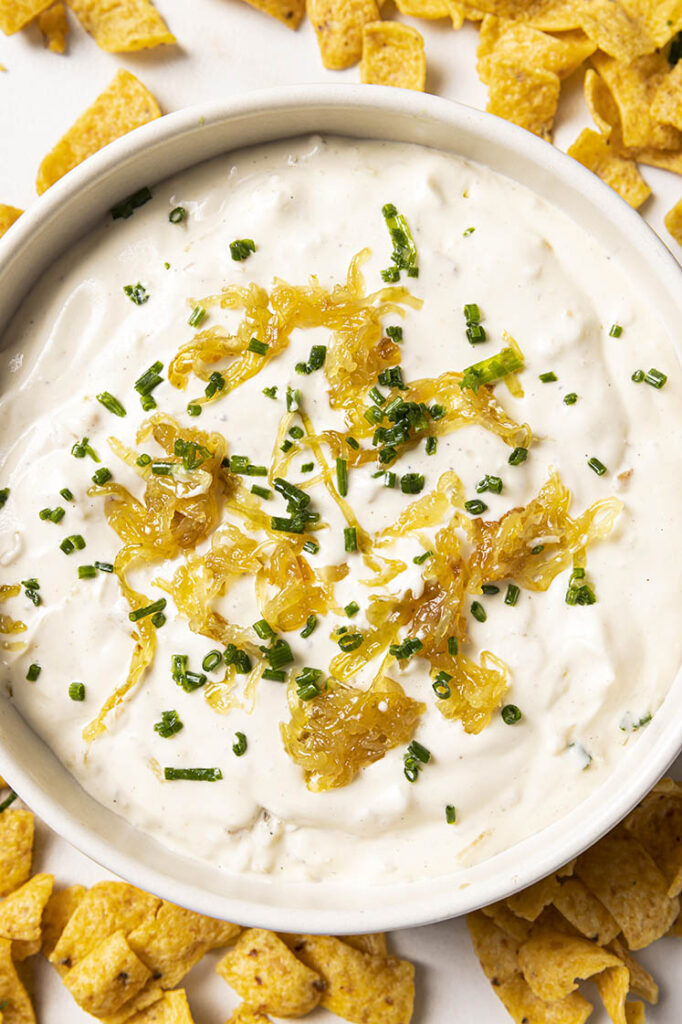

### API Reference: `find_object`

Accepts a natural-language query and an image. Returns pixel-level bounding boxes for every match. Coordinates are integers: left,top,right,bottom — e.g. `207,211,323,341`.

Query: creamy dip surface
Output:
1,135,681,885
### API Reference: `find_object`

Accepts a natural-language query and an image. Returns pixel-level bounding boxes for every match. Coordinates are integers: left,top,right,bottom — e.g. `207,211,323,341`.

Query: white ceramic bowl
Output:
1,85,681,934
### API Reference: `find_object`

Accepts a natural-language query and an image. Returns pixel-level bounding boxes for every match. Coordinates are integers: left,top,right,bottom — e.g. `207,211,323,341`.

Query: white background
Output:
0,2,680,1021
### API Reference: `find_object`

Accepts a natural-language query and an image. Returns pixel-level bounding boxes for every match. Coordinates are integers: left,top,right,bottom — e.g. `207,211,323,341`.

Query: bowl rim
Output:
1,83,681,934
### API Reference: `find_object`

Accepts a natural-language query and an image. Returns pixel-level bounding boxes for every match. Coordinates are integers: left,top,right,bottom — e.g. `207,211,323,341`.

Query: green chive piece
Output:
460,346,524,393
71,437,99,462
471,601,486,623
247,338,269,356
531,544,544,555
264,640,293,670
463,226,475,237
344,601,360,617
338,632,364,652
78,565,97,579
466,323,487,344
433,671,452,699
413,550,434,565
448,636,459,656
644,368,667,389
233,732,248,756
123,283,149,306
336,458,348,497
344,526,357,552
476,475,503,494
22,578,41,606
430,404,446,420
300,615,317,639
280,440,293,454
137,453,152,467
400,473,425,494
384,472,397,489
408,739,431,764
0,488,9,509
425,436,437,455
301,462,314,473
263,385,278,400
94,562,114,573
273,477,310,509
251,485,271,499
587,456,607,476
26,663,41,682
381,202,419,280
501,704,522,725
154,710,183,738
151,612,166,628
202,650,223,672
481,584,500,595
390,636,423,661
164,767,223,781
96,391,126,417
563,392,578,405
303,539,319,555
539,371,558,383
263,668,287,682
286,387,302,412
129,598,167,622
565,567,597,606
169,206,186,223
463,303,481,323
187,403,202,417
92,467,112,485
253,619,275,641
508,447,528,466
0,792,18,814
111,187,152,220
188,305,207,328
445,805,457,824
69,682,86,701
204,370,225,400
631,369,645,382
60,487,74,501
230,239,256,261
609,323,623,338
505,583,520,606
464,499,487,516
289,426,304,440
386,325,403,343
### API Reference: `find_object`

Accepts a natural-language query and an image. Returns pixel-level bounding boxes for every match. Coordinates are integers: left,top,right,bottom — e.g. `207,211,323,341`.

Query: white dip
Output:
1,136,680,884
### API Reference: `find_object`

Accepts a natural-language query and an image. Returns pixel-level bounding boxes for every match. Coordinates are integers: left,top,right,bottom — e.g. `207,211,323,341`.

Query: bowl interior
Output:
1,85,681,933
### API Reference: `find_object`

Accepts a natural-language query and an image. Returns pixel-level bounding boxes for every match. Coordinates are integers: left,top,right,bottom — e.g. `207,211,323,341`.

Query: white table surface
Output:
1,3,681,1021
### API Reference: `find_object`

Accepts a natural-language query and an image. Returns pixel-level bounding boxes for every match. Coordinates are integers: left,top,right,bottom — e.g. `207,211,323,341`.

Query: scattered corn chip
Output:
99,984,165,1024
668,911,682,936
584,68,620,139
481,903,532,941
567,128,651,208
576,832,679,949
466,912,521,984
552,878,620,946
664,196,682,244
50,881,161,976
522,0,583,30
0,937,35,1024
128,901,240,990
395,0,460,24
607,939,659,1004
217,929,325,1017
593,963,631,1024
285,933,415,1024
477,17,595,84
41,885,86,959
0,872,53,961
578,0,654,62
651,62,682,133
0,811,33,900
632,147,682,173
507,876,562,922
518,932,621,1001
341,933,388,956
38,3,69,52
495,973,593,1024
0,205,23,240
624,1002,646,1024
623,778,682,897
225,1007,271,1024
66,0,174,51
36,69,161,194
360,22,426,91
307,0,380,69
238,0,305,29
63,929,152,1017
0,0,51,34
486,61,560,140
126,990,194,1024
591,51,681,151
630,0,682,48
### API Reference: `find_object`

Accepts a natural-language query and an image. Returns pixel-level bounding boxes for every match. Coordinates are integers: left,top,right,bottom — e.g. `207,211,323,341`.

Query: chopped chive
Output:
280,440,293,454
187,403,202,417
369,386,386,406
463,303,481,323
264,640,294,670
60,487,74,501
188,305,207,328
26,663,41,682
289,426,304,440
466,323,487,344
92,467,112,485
263,668,287,682
644,368,667,389
501,704,522,725
78,565,97,579
400,473,425,495
345,601,360,617
445,804,457,824
301,462,314,473
303,539,319,555
460,346,524,393
151,462,174,476
390,636,423,661
69,682,86,701
587,456,607,476
230,238,256,261
300,615,317,638
383,471,397,489
234,650,252,674
286,387,302,412
40,506,65,523
202,650,223,672
123,283,149,306
464,499,487,516
386,325,403,343
233,732,248,756
164,767,223,781
476,474,503,494
129,598,167,622
508,447,528,466
111,186,152,220
381,202,419,280
413,550,434,565
137,454,152,467
344,526,357,552
609,324,623,338
273,477,309,509
154,710,183,738
169,206,186,223
448,636,459,656
253,619,275,641
347,437,360,451
471,601,486,622
563,392,578,405
135,362,164,398
336,458,348,497
408,739,431,763
22,578,41,606
425,436,437,455
247,337,269,356
0,792,17,813
463,226,475,237
505,583,520,606
251,485,271,499
531,544,544,555
93,561,114,573
338,632,364,652
263,385,278,400
539,371,558,383
481,584,500,595
71,437,99,462
631,369,645,382
0,488,9,509
151,612,166,628
433,671,452,699
430,404,446,420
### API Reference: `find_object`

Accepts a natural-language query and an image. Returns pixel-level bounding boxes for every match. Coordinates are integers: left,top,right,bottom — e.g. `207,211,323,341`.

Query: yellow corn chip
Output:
632,146,682,173
99,984,165,1024
567,128,651,208
495,973,593,1024
466,911,521,984
624,1003,646,1024
285,934,415,1024
128,901,240,990
463,0,486,18
0,202,22,234
50,881,161,976
576,832,679,949
522,0,583,30
591,51,682,150
0,938,35,1024
578,0,654,62
552,878,621,945
593,964,632,1024
584,68,620,139
626,0,682,47
477,17,596,84
665,197,682,244
225,1007,271,1024
486,61,560,140
395,0,461,24
481,903,533,942
518,931,621,1001
307,0,380,69
360,22,426,91
0,811,33,900
126,990,194,1024
66,0,174,51
0,872,53,961
237,0,305,29
507,876,561,922
341,933,388,957
217,929,325,1018
623,778,682,897
607,939,658,1004
38,3,69,51
64,930,152,1017
41,885,86,959
467,0,534,13
36,69,161,195
0,0,51,33
668,910,682,936
0,779,5,789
